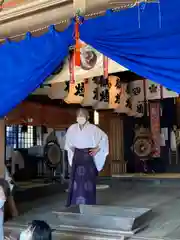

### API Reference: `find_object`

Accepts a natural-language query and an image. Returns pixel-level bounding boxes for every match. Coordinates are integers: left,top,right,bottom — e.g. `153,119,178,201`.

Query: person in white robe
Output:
65,108,109,206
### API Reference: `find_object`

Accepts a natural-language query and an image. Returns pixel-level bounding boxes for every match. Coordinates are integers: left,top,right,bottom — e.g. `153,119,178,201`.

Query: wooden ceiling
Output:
0,0,135,40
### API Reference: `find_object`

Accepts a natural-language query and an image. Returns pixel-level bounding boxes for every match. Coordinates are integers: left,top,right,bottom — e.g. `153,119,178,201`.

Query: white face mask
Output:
77,117,86,125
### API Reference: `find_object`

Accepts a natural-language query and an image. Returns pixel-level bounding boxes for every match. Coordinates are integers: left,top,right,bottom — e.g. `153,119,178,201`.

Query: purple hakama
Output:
66,148,97,207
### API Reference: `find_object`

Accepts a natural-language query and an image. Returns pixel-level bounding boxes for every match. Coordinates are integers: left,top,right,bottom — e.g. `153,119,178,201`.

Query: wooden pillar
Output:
98,111,111,177
109,115,126,176
98,111,126,177
0,119,5,178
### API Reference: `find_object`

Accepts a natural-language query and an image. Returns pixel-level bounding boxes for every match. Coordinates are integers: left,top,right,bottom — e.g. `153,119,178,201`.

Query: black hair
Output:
76,108,90,118
28,220,52,240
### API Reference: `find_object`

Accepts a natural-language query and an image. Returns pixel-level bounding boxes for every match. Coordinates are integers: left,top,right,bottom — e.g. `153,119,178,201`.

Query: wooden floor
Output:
112,173,180,179
16,179,52,191
6,180,180,240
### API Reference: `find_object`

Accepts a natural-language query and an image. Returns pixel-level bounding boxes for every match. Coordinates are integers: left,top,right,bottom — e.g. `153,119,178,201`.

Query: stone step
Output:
53,205,152,235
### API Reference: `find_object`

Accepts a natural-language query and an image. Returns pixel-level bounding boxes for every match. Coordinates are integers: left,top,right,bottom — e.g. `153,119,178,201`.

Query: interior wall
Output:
5,101,76,128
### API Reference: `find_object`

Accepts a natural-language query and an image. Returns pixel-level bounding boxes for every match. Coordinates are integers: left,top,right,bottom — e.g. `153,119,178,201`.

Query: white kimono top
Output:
65,122,109,172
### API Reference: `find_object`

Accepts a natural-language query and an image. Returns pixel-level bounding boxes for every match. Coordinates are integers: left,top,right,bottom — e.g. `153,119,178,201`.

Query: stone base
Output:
54,205,152,234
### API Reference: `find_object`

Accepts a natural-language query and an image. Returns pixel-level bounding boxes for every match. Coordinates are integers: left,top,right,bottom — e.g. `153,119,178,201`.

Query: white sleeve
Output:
94,127,109,172
64,127,74,166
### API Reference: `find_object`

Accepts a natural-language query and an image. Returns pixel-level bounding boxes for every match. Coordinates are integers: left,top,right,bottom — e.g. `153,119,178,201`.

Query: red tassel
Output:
75,19,81,66
103,55,108,79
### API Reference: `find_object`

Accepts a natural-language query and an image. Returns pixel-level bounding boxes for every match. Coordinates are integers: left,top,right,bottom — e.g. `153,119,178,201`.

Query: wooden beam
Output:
0,0,134,40
73,0,86,14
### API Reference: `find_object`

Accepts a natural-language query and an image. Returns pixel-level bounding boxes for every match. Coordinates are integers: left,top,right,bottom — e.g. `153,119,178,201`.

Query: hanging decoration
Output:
129,80,144,101
49,44,126,84
94,77,109,110
131,99,145,118
129,80,145,118
94,56,109,110
149,101,161,157
161,87,178,99
48,82,68,100
65,48,84,103
69,51,75,84
108,75,122,109
146,80,161,100
64,80,84,104
74,10,84,66
114,83,130,114
81,77,99,107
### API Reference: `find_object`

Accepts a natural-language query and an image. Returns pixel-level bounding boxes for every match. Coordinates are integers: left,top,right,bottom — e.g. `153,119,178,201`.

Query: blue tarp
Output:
81,0,180,92
0,25,74,117
1,0,180,117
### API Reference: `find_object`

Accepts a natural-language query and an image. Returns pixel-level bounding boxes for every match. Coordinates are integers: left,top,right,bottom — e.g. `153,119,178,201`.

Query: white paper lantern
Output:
130,96,145,118
81,78,99,106
64,81,84,104
162,87,178,98
114,83,130,114
48,82,68,100
146,80,161,100
94,83,109,109
129,79,144,101
108,75,122,109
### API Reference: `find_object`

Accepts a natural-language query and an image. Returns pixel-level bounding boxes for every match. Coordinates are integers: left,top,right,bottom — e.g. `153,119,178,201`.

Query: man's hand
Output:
89,146,100,156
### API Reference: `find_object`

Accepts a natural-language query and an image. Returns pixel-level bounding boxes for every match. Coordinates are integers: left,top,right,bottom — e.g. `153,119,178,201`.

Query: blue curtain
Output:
0,24,74,117
80,0,180,93
1,0,180,118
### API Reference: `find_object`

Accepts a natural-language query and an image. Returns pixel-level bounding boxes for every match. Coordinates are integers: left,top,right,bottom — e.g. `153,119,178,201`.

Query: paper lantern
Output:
114,83,131,114
94,78,109,110
81,78,99,107
64,81,84,104
50,43,126,84
131,98,145,118
162,87,178,98
48,82,68,100
108,75,122,109
129,80,144,101
146,80,161,100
